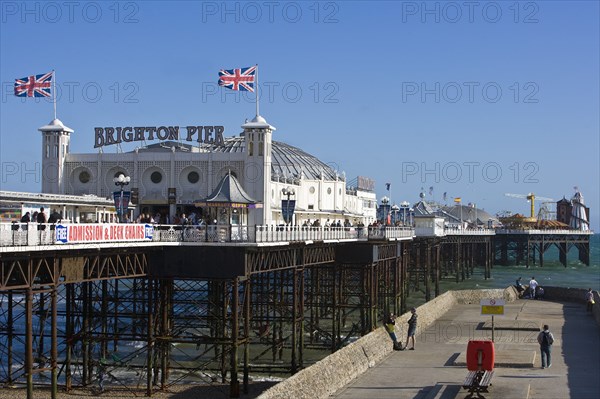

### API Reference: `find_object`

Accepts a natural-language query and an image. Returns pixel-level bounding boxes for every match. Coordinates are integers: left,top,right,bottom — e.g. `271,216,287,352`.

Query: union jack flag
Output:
14,71,53,97
218,66,256,92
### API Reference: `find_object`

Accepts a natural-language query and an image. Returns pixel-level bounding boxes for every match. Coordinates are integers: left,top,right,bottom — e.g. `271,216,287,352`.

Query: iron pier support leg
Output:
230,278,240,398
291,269,298,374
394,252,401,316
82,281,89,386
26,288,33,399
455,243,460,283
101,279,108,359
435,243,441,297
113,279,119,352
578,240,590,265
243,278,250,394
51,284,58,399
401,245,408,315
299,268,305,369
160,279,171,390
7,291,14,386
65,284,72,391
559,242,567,267
425,245,431,302
332,265,338,353
146,279,154,397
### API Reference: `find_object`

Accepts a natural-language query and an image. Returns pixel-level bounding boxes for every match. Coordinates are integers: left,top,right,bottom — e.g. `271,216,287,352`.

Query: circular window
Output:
150,171,162,184
79,170,90,183
327,188,332,195
309,186,315,194
187,171,199,184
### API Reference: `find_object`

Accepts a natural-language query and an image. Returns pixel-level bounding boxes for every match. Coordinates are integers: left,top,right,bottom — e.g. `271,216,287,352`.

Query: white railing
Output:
254,225,364,242
14,223,591,247
444,227,496,236
0,222,418,247
0,222,57,246
495,229,594,235
367,226,415,240
153,225,251,243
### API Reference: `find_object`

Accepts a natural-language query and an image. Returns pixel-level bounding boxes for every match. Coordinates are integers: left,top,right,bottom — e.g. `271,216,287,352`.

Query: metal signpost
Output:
480,299,505,342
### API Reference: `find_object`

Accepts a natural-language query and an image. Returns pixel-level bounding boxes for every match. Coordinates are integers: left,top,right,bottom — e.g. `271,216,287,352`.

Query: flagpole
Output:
255,64,259,117
52,70,57,120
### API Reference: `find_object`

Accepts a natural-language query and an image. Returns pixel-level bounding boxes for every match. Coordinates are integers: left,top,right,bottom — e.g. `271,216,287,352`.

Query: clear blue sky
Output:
1,1,598,229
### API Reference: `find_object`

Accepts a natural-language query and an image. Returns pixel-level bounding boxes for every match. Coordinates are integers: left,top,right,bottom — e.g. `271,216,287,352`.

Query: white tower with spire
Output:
38,118,74,194
243,114,275,225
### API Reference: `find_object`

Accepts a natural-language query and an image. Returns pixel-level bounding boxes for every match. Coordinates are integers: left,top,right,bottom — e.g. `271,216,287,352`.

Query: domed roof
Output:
443,205,498,224
207,136,338,181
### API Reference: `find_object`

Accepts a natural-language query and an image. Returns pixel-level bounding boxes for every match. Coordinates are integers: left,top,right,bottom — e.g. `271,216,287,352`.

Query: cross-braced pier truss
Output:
0,234,510,398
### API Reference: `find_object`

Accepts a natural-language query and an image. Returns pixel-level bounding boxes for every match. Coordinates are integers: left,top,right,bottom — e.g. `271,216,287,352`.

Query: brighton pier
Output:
0,114,593,398
93,125,226,148
0,217,593,398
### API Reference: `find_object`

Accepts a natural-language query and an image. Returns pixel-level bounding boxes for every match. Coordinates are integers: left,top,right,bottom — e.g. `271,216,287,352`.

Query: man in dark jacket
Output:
37,207,47,231
20,212,31,223
537,324,555,368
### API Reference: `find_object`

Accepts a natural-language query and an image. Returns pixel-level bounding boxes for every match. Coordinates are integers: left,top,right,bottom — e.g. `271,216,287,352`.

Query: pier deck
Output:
332,299,600,399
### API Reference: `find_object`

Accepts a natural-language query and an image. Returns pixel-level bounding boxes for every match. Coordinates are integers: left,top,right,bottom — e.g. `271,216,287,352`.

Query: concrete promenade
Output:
331,299,600,399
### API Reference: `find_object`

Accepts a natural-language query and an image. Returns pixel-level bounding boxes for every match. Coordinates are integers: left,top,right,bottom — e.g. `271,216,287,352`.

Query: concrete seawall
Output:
543,286,600,325
257,287,520,399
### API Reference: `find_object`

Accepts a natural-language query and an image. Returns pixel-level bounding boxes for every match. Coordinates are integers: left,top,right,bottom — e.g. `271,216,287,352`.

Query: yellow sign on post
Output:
481,305,504,315
481,299,505,342
480,299,505,315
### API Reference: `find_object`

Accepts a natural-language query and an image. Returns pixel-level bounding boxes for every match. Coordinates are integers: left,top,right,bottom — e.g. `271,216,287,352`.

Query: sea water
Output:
441,234,600,292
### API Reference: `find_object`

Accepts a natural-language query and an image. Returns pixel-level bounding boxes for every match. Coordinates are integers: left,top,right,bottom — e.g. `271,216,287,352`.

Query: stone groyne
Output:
257,286,599,399
257,287,519,399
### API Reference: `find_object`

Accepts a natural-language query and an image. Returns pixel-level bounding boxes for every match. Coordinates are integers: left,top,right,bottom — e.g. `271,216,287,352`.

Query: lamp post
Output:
459,200,462,231
391,204,399,226
400,201,409,226
381,196,390,224
113,173,130,223
282,187,295,224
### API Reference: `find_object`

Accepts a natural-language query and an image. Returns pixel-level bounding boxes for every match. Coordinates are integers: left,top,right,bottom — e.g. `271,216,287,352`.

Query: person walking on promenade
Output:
537,324,555,368
384,312,402,351
528,276,538,299
586,288,595,313
405,308,418,350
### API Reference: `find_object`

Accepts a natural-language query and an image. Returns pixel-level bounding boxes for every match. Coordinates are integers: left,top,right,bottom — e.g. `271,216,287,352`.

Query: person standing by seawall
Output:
515,277,524,296
384,312,402,350
528,276,538,299
537,324,555,368
405,308,417,350
586,288,595,313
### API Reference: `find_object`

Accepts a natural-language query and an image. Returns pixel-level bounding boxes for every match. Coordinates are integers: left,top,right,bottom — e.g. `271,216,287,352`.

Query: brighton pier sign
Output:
94,125,225,148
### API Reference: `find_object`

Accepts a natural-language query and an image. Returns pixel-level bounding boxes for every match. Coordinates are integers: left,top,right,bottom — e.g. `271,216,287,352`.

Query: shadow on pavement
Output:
562,303,600,399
